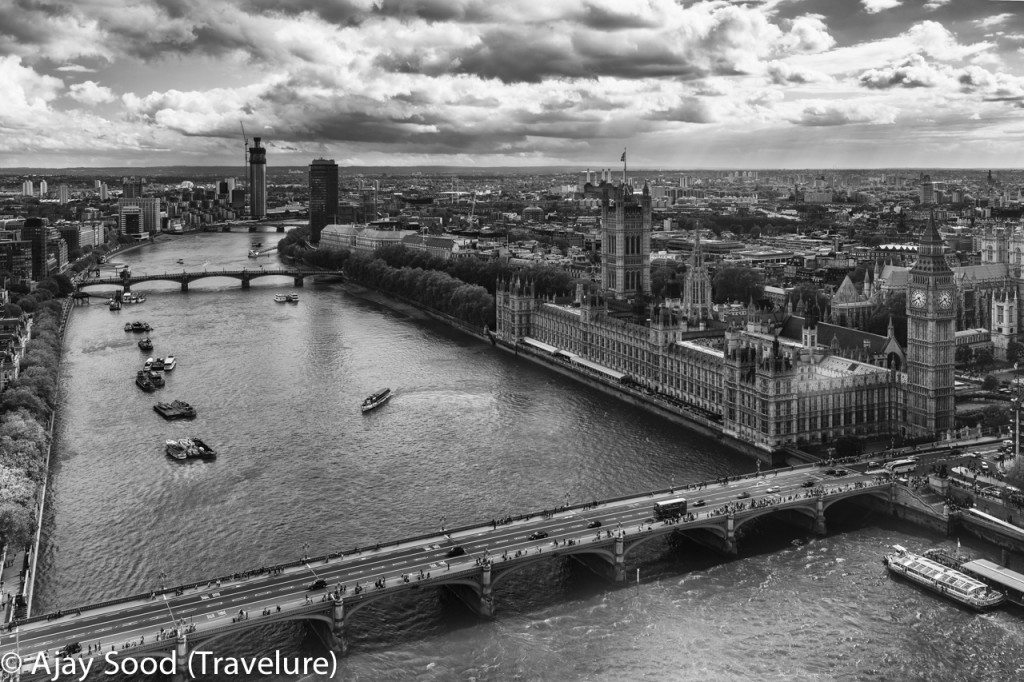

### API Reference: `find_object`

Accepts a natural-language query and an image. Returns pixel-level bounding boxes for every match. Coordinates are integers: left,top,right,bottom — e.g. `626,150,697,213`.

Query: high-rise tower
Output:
600,182,651,298
309,158,339,243
248,137,267,219
905,214,956,438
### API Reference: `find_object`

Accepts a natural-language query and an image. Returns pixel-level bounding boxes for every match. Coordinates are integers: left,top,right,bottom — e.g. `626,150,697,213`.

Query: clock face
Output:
939,292,953,309
911,289,926,308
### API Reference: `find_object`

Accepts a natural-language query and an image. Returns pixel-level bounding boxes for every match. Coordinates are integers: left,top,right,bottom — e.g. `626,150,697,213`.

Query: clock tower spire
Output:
905,213,956,438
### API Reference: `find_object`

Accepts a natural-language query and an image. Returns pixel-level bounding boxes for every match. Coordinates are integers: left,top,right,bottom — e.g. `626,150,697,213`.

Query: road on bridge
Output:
2,464,886,665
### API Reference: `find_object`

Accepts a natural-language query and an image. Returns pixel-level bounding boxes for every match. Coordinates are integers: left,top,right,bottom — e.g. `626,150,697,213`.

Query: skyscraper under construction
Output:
248,137,267,219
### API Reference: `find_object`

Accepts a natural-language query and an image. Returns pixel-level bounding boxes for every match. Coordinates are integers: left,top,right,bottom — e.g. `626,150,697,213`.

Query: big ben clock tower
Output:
905,214,956,438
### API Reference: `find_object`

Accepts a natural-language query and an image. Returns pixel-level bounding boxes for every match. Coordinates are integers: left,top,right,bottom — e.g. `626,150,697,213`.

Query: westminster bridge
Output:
75,268,343,293
0,462,898,676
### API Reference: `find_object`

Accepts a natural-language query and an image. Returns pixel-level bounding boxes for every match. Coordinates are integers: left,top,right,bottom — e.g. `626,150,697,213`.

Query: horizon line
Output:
1,165,1021,173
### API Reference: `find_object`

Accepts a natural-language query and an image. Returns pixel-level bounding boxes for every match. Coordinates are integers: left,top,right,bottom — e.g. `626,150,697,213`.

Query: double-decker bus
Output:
654,497,688,519
885,458,918,475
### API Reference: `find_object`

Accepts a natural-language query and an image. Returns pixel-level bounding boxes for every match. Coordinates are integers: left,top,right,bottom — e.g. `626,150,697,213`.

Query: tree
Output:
1007,341,1024,365
983,375,1000,391
712,266,764,304
956,345,974,366
787,283,829,313
834,435,864,459
974,348,994,369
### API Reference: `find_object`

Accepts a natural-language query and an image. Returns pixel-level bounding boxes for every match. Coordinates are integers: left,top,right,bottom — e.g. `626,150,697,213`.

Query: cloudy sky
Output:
3,0,1024,168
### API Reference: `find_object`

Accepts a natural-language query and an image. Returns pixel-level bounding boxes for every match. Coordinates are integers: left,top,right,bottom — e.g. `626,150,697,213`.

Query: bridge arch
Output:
191,611,333,652
344,577,482,620
732,504,818,535
821,488,890,512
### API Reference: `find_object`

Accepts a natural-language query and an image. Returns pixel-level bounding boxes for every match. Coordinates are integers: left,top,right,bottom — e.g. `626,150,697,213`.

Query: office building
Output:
118,197,160,236
118,205,145,241
309,158,339,243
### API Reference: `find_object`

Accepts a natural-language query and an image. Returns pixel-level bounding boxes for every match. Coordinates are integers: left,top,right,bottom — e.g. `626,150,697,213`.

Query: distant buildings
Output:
309,158,339,243
122,178,144,198
38,180,48,197
58,184,69,205
248,137,267,219
21,181,33,197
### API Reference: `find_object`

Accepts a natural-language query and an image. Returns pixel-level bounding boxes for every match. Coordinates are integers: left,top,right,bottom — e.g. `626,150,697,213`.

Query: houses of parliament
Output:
495,181,956,457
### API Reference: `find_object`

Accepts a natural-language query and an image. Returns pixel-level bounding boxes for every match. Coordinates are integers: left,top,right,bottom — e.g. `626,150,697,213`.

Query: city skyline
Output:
3,1,1024,169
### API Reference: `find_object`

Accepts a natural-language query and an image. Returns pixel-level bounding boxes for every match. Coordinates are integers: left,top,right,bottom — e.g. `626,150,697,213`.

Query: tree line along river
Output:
34,231,1024,680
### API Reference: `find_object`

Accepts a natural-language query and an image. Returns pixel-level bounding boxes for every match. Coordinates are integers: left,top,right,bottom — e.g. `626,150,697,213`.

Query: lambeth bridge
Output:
75,268,344,293
2,463,898,676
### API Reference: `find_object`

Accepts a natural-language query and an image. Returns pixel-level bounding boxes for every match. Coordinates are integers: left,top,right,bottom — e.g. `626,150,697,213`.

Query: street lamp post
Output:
302,542,310,562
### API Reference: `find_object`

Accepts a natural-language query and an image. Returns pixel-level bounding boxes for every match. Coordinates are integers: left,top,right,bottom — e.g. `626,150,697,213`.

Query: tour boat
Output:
176,259,185,264
131,321,149,333
154,400,196,420
150,358,166,372
135,371,156,392
161,356,176,371
274,294,288,303
248,250,260,258
883,545,1005,610
165,437,216,460
361,388,392,413
138,337,153,351
124,323,133,332
147,371,165,388
144,357,154,371
109,300,121,311
287,293,299,303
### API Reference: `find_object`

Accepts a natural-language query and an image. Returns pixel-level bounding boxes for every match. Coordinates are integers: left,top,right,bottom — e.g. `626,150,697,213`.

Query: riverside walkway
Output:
2,462,894,675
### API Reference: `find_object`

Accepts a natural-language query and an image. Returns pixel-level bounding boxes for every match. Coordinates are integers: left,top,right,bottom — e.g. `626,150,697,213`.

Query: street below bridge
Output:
3,463,889,667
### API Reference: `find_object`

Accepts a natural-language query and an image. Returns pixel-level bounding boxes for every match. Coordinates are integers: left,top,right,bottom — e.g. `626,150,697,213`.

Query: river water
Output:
35,231,1024,680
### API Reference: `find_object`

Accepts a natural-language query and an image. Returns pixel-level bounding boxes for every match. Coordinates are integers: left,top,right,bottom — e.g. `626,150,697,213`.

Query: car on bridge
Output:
765,486,781,495
802,480,816,488
737,491,751,499
307,579,327,591
446,546,466,557
58,642,81,656
692,499,706,507
529,531,549,540
586,520,602,529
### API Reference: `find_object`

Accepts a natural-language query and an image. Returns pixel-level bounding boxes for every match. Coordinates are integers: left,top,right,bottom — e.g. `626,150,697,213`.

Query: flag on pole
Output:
620,149,627,163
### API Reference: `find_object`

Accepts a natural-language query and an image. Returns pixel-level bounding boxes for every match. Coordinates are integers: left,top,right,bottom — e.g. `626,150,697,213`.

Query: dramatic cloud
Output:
67,80,116,105
1,0,1023,167
859,55,949,89
861,0,902,14
789,101,898,126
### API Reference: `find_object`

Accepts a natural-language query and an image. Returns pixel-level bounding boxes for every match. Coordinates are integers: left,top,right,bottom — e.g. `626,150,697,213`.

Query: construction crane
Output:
468,191,477,228
239,121,250,181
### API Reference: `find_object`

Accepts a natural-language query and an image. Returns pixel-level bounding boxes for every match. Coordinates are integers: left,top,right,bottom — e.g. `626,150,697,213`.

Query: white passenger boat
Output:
361,388,392,413
884,545,1005,610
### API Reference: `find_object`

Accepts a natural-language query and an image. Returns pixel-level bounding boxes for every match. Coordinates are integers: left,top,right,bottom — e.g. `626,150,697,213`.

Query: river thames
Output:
34,231,1024,680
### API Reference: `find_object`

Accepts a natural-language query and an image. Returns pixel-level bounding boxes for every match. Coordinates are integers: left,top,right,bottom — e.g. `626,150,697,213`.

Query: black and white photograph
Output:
2,0,1024,679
